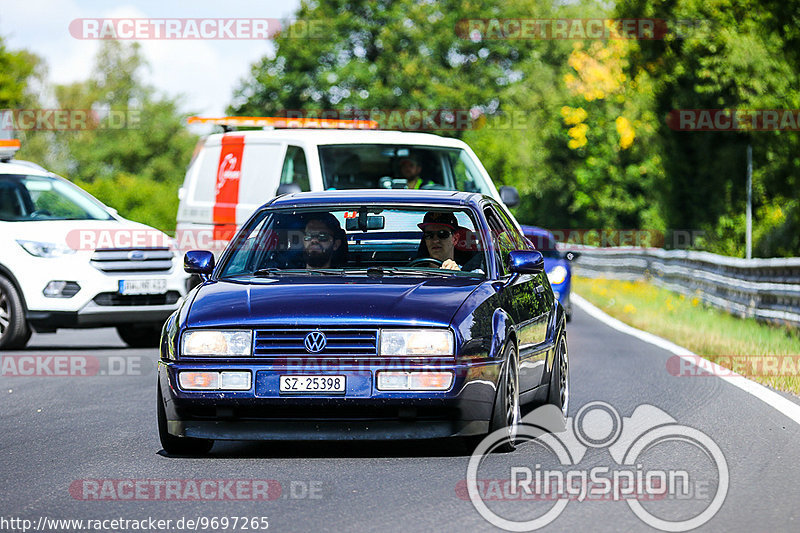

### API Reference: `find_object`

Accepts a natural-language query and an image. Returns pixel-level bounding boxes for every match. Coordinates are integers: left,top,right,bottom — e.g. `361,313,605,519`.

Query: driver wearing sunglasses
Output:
302,213,344,268
416,211,461,270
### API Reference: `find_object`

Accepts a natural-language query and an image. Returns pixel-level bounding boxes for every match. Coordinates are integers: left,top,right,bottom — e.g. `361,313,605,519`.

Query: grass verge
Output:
573,276,800,395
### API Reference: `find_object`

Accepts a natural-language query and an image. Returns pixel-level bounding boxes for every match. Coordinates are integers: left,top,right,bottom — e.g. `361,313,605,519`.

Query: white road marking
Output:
573,292,800,426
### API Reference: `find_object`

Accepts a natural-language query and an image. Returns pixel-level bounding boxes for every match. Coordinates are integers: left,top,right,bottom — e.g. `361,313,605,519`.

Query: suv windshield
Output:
218,206,487,278
0,175,113,222
318,144,495,195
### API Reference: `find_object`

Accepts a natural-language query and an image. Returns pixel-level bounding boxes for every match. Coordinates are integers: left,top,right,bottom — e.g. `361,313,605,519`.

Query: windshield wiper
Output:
253,268,346,277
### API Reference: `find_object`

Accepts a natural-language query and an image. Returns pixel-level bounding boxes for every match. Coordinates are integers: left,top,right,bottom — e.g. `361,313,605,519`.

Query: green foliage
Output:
14,41,195,232
616,0,800,256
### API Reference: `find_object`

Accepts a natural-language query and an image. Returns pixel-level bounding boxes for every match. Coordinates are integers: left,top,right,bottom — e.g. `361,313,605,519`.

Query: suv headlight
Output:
16,240,76,258
182,330,252,356
547,265,568,285
380,329,454,356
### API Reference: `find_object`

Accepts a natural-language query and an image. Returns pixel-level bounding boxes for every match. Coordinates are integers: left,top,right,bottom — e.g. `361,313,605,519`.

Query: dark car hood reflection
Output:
187,276,483,328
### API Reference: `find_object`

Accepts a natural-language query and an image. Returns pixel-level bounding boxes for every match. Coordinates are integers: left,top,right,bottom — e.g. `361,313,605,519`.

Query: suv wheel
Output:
117,324,162,348
0,276,31,350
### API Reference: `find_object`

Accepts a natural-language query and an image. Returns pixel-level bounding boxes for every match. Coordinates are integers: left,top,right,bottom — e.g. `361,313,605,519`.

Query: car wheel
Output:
117,324,162,348
488,341,520,452
157,386,213,455
548,331,570,422
0,276,31,350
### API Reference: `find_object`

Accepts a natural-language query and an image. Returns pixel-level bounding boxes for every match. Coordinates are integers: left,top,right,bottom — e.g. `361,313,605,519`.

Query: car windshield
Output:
318,144,496,196
218,206,487,278
0,174,113,222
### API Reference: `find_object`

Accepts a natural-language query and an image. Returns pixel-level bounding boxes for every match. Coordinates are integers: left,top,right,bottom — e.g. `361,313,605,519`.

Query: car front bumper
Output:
158,358,502,441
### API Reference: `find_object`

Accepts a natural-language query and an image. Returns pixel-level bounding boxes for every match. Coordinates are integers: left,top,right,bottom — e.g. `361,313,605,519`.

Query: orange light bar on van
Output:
187,116,379,130
0,139,21,149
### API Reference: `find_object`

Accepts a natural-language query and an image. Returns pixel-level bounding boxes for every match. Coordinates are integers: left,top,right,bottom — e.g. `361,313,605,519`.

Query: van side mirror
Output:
508,250,544,274
565,251,580,261
184,250,215,275
499,186,520,208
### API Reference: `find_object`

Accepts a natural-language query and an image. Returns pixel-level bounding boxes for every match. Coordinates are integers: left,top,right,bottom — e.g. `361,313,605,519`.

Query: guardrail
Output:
571,247,800,327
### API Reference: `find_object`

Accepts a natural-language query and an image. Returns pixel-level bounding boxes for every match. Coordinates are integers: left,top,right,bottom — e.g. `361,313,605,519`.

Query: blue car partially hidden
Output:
521,226,579,322
158,191,569,454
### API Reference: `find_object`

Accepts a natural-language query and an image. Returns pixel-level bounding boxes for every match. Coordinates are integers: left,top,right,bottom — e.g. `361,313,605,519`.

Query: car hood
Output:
186,276,483,328
3,218,172,251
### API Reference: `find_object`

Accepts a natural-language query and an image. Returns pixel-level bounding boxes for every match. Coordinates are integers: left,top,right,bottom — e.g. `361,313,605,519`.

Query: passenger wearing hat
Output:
416,211,462,270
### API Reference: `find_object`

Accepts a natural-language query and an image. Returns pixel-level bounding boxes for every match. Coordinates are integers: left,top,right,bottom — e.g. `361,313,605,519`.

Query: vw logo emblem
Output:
304,331,327,353
127,250,146,261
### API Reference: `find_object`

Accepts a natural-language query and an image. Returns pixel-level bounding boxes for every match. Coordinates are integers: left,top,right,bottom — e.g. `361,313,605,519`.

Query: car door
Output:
483,202,549,393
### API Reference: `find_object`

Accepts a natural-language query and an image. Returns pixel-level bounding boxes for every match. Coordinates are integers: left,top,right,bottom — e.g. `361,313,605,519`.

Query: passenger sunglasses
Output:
304,232,333,242
424,230,452,240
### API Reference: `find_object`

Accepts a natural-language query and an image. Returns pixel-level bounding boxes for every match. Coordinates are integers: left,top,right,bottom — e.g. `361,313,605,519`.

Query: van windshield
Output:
0,175,113,222
318,144,496,196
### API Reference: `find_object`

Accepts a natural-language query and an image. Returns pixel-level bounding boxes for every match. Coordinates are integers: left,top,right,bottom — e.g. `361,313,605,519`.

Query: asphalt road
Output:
2,305,800,533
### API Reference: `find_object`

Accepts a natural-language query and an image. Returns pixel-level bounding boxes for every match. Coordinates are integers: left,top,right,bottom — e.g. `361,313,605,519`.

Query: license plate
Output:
279,375,346,394
118,279,167,295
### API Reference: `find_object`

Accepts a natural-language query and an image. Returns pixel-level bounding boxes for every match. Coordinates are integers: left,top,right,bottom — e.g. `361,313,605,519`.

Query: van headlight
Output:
547,265,568,285
380,329,454,356
182,330,252,356
16,240,76,258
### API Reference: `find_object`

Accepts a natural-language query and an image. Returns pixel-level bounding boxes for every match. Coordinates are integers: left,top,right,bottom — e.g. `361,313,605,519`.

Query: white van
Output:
176,117,520,250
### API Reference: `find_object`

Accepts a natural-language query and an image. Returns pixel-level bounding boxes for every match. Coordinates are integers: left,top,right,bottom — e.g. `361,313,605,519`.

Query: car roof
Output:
203,128,470,148
0,160,52,177
266,189,489,210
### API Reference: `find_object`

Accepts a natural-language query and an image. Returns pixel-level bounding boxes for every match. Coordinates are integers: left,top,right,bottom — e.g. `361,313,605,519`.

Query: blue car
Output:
157,191,569,454
521,226,579,322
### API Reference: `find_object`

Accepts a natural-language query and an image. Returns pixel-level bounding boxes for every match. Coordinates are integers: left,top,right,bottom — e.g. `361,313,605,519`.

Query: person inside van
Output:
302,213,347,268
398,154,435,190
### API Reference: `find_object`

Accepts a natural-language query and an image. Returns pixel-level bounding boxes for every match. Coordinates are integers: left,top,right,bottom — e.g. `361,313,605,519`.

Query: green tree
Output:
18,41,197,232
616,0,800,256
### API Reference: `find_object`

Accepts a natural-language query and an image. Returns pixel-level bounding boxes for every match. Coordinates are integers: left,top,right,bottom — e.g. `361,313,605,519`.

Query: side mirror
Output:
276,183,302,196
184,250,215,275
564,251,580,261
499,186,520,208
508,250,544,274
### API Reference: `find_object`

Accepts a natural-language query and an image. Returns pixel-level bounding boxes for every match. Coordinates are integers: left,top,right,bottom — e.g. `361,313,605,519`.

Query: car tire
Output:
157,386,213,455
488,341,520,452
548,331,570,424
0,276,31,350
117,324,162,348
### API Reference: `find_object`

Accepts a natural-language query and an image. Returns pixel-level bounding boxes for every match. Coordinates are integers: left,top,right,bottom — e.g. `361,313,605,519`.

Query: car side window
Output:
483,206,513,276
280,146,310,192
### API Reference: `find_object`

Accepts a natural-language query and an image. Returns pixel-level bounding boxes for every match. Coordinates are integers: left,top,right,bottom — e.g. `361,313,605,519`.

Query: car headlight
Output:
547,265,568,285
16,240,76,258
181,330,252,357
380,329,454,356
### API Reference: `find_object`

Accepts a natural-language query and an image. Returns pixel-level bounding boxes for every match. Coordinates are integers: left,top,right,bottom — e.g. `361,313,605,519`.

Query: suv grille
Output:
93,291,181,306
254,328,378,357
90,248,174,273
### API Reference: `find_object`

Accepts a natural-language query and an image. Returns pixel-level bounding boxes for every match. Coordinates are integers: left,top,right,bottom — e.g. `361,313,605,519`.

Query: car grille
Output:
93,291,181,307
254,327,379,357
90,248,174,273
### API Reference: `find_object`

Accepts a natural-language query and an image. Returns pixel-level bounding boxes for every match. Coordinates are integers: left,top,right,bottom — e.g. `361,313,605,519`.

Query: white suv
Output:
0,141,189,349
